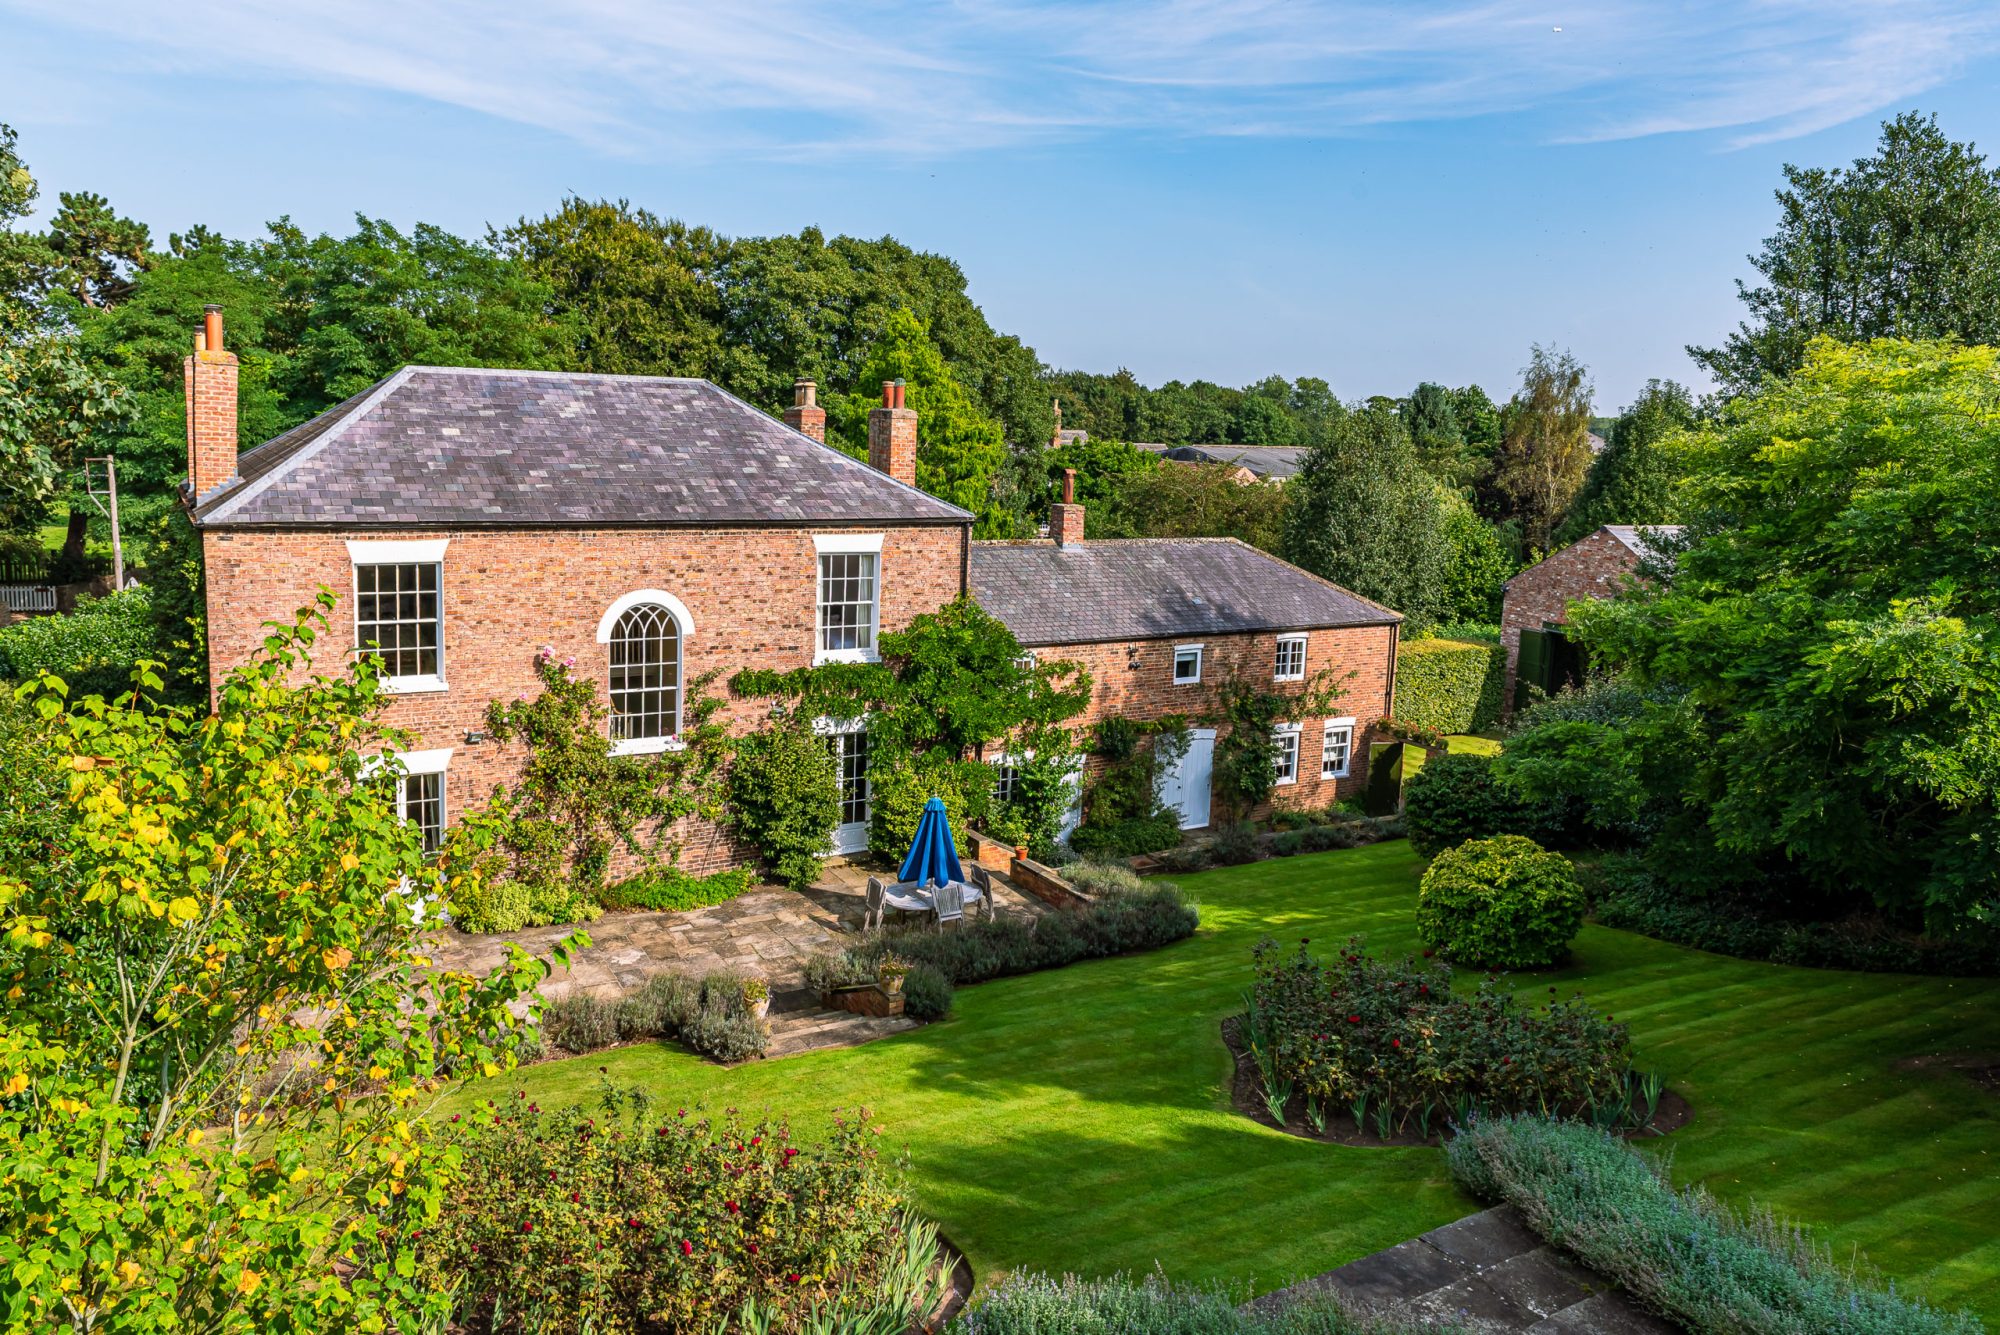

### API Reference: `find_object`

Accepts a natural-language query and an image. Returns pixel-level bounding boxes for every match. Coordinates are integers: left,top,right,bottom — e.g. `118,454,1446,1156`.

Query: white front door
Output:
1164,728,1216,830
830,727,871,854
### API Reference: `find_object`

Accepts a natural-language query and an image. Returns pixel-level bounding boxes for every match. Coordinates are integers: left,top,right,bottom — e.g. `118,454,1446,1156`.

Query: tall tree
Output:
1690,113,2000,397
1574,338,2000,931
1095,460,1287,553
828,309,1012,535
1281,402,1451,626
0,126,133,550
42,190,152,310
1554,378,1695,545
1489,346,1593,550
1231,377,1300,446
1404,381,1468,483
1436,486,1514,623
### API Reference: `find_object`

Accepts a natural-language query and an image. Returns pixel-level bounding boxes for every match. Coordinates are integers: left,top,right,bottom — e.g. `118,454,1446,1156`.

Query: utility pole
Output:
82,456,124,589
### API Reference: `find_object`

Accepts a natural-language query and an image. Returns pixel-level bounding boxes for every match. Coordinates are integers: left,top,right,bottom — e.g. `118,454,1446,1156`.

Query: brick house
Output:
183,307,1400,870
1500,524,1681,714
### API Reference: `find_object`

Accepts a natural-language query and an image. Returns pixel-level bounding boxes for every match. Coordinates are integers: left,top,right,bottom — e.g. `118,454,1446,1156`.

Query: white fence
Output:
0,585,57,614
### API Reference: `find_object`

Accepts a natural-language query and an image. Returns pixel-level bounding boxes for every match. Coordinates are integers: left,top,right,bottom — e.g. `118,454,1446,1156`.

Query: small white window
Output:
389,748,452,856
1321,717,1356,779
1274,634,1307,682
1274,722,1301,785
1173,644,1204,684
814,535,883,664
349,537,448,692
992,758,1020,806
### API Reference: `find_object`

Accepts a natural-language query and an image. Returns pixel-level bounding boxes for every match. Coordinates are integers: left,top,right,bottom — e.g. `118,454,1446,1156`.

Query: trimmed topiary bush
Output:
1418,834,1584,968
1404,751,1542,857
1394,636,1507,736
0,588,157,699
727,722,841,890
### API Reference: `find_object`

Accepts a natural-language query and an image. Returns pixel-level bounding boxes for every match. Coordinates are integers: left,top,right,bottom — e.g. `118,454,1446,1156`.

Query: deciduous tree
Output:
1555,379,1695,545
1489,346,1593,549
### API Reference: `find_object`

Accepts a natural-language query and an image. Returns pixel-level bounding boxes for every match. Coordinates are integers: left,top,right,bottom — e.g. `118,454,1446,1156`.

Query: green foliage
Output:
992,728,1085,858
601,865,757,913
482,651,731,913
1436,486,1515,622
1245,939,1645,1139
1447,1115,1983,1335
735,597,1089,765
1569,338,2000,931
1282,402,1451,626
1402,380,1469,484
867,750,996,858
1403,752,1547,858
1094,461,1289,553
960,1269,1427,1335
1554,379,1695,545
0,587,155,698
0,598,567,1332
828,309,1013,534
1417,835,1585,968
1041,436,1162,514
1393,637,1505,736
1488,345,1593,549
728,722,841,891
138,503,207,698
1068,813,1184,860
419,1094,925,1335
1691,112,2000,399
1492,719,1649,844
901,961,955,1021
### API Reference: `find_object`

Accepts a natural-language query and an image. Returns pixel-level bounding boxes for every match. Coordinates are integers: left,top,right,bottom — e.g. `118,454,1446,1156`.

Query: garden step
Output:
1255,1207,1678,1334
763,1008,920,1059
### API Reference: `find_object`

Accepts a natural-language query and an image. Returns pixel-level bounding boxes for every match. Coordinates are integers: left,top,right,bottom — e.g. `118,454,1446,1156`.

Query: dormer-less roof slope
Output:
1603,524,1684,561
969,538,1400,647
195,367,975,528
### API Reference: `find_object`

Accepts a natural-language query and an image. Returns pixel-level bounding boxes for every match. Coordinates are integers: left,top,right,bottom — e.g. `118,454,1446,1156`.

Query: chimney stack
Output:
867,379,918,489
1051,466,1085,546
183,303,239,505
783,378,826,443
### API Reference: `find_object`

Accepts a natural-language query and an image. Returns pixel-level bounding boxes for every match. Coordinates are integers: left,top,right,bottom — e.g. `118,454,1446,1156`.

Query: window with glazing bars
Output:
1274,635,1306,681
993,760,1019,806
1273,727,1300,783
837,731,870,826
817,552,878,656
1321,723,1353,778
607,603,681,740
402,770,444,856
355,562,441,679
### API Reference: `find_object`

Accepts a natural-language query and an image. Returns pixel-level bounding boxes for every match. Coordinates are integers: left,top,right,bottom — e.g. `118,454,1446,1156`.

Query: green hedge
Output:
0,589,156,699
1395,637,1504,735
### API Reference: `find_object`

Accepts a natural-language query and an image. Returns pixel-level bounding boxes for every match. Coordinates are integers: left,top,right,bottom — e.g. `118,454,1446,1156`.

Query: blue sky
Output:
8,1,2000,410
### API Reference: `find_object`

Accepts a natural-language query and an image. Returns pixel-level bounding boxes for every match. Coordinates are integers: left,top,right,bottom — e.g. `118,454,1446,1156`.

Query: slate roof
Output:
1603,524,1683,560
195,367,974,528
969,538,1399,646
1139,443,1309,480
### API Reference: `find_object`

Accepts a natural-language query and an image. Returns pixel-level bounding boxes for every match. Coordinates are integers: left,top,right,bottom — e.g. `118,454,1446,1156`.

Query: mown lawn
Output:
462,842,2000,1320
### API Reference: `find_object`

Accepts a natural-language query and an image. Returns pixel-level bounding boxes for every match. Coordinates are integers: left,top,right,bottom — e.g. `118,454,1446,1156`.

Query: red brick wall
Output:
183,350,239,505
201,523,968,872
1029,623,1400,822
1500,528,1639,714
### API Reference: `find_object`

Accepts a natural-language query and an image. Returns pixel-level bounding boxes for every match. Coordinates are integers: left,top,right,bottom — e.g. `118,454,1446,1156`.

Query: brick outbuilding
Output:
1499,524,1681,714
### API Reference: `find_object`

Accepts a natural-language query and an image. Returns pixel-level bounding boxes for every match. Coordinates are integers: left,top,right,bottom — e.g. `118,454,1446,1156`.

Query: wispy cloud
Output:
8,0,1998,157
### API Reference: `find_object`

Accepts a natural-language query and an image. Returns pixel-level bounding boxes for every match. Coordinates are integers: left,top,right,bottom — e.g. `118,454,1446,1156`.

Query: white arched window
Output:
597,591,694,754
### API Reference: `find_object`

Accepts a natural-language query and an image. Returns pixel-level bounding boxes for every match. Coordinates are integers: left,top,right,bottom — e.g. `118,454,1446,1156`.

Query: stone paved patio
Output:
427,858,1049,1004
1252,1207,1676,1334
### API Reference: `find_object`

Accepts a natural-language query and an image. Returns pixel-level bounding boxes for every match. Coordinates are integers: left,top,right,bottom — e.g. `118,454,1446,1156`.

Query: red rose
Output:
680,1239,694,1256
726,1200,739,1214
788,1273,802,1284
1391,1039,1401,1049
1347,1015,1360,1024
522,1222,534,1233
628,1217,644,1228
570,1191,580,1203
750,1135,762,1146
748,1242,760,1255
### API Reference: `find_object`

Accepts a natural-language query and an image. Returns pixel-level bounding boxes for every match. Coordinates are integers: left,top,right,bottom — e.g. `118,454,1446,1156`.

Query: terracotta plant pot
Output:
1014,845,1029,861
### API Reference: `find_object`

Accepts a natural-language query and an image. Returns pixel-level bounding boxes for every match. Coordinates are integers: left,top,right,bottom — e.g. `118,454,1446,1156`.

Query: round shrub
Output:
728,722,840,890
1404,752,1531,857
1418,834,1585,968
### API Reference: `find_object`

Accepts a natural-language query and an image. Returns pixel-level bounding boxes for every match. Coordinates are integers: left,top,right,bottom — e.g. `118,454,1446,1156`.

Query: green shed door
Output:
1515,629,1551,709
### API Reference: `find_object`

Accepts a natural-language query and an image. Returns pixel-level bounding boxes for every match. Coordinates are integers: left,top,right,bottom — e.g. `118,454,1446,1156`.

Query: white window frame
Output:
1273,721,1302,786
813,533,884,666
597,590,695,755
347,538,448,694
1274,633,1308,682
1173,643,1204,685
362,746,452,852
1321,716,1356,779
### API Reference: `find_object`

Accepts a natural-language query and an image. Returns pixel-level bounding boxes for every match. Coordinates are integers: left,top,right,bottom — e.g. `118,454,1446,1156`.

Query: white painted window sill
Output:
382,675,448,695
1274,775,1298,787
612,735,687,757
814,649,880,667
1321,768,1350,781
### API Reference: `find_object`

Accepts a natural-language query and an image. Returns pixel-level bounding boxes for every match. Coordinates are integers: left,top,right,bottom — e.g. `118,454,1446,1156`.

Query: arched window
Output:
597,592,693,751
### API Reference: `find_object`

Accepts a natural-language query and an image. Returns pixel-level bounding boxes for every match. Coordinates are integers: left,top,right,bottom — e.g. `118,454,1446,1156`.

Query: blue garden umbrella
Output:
898,796,964,890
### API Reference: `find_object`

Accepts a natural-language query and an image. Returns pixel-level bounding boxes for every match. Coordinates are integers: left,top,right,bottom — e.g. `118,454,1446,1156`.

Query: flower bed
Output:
1238,938,1670,1142
419,1091,946,1335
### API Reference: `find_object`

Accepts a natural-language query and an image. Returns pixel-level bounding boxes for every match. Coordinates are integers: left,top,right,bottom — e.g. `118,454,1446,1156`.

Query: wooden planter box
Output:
824,983,905,1018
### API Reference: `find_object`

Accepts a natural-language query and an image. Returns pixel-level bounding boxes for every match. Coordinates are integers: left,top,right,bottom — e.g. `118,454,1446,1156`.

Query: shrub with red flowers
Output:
1242,937,1661,1140
416,1084,923,1334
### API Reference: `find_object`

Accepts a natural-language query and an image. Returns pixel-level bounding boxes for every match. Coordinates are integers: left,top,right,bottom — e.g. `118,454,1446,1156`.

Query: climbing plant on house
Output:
1207,668,1357,821
481,646,731,922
